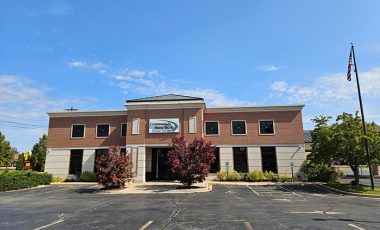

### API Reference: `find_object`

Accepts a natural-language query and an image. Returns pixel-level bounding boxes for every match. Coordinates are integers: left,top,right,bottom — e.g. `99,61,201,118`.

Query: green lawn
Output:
327,183,380,195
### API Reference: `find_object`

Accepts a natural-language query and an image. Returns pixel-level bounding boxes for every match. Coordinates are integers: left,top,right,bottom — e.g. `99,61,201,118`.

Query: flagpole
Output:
351,43,375,190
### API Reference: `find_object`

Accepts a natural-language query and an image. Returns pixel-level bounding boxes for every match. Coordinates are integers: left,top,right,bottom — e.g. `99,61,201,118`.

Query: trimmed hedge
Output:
216,170,293,182
79,171,98,182
0,170,52,192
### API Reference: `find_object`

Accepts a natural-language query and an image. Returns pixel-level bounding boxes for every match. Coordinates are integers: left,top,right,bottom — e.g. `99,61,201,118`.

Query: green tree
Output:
16,153,24,170
0,131,15,169
30,134,47,172
311,112,380,185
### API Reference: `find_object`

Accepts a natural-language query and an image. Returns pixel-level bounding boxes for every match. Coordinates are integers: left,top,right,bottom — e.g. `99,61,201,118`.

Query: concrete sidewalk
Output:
101,181,212,194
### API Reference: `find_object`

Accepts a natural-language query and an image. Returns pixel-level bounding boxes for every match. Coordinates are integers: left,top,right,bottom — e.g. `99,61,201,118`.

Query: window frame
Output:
121,123,127,137
188,116,197,134
231,120,247,136
204,121,220,136
258,119,275,135
132,118,140,135
96,123,110,138
71,124,86,139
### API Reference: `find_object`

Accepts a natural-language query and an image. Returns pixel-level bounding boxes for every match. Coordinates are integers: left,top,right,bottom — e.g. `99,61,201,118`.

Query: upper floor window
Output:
96,124,110,138
121,123,127,137
205,121,219,135
259,120,275,135
71,124,85,138
231,120,247,135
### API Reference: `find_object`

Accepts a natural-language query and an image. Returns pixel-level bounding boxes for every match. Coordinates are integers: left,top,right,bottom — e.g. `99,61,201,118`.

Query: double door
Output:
151,148,173,180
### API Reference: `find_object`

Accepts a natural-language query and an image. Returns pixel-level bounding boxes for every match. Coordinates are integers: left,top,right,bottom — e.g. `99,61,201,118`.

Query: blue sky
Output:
1,1,380,152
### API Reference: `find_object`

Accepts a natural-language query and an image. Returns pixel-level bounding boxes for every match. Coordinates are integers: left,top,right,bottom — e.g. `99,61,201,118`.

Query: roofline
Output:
47,110,127,118
204,104,305,113
126,94,204,103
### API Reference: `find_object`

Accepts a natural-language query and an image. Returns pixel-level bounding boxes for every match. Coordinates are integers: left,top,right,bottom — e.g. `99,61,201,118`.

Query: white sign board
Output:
149,118,180,133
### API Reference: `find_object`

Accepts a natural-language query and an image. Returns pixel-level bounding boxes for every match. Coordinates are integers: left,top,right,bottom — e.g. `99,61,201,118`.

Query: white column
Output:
276,145,306,176
44,149,70,178
219,147,234,172
135,146,146,183
247,147,261,172
82,149,95,173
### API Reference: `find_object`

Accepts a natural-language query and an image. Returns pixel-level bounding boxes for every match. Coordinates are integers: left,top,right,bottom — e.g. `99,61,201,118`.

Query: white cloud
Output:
68,60,107,74
113,72,255,107
68,61,88,68
258,64,280,72
0,75,97,152
47,2,72,16
270,68,380,128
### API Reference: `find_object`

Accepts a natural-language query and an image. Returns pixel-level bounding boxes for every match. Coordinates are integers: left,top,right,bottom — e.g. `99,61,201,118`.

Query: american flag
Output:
347,49,353,81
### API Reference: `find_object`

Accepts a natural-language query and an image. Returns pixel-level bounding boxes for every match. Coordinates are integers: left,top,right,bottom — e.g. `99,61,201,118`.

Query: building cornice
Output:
125,101,205,110
204,105,304,113
47,110,128,118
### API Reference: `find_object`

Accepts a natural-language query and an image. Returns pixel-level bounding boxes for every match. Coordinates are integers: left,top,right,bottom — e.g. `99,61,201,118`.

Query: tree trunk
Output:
350,165,360,185
187,181,191,187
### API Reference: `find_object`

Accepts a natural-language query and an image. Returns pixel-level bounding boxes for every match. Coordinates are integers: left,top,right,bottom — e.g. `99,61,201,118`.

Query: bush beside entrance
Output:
0,170,52,191
216,170,293,182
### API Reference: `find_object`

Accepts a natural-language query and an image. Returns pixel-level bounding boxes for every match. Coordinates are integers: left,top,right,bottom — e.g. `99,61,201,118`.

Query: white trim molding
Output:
231,120,247,136
47,110,127,118
204,121,220,136
96,123,110,138
205,105,304,113
71,124,86,139
258,120,275,136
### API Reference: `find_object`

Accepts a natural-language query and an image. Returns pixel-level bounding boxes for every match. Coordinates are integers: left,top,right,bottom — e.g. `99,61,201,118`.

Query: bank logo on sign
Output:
149,118,180,133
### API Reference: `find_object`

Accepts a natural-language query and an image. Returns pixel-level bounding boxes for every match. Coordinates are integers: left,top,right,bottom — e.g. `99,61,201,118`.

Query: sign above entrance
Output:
149,118,180,133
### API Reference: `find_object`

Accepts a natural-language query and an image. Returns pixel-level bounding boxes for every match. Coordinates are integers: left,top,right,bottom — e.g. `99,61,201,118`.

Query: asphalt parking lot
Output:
0,184,379,230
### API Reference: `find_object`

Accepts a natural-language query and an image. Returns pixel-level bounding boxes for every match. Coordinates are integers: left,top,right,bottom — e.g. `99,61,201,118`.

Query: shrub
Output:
216,171,228,181
300,160,344,182
96,145,133,189
247,170,266,181
263,171,278,181
80,171,97,182
168,137,215,187
273,175,293,182
226,170,242,181
52,176,66,182
0,170,52,191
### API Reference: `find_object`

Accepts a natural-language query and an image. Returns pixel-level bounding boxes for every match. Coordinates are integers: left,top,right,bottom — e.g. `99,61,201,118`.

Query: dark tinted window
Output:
210,147,220,173
69,150,83,175
259,120,274,134
94,149,108,172
72,125,85,138
232,121,246,135
121,123,127,137
97,124,109,137
205,122,219,135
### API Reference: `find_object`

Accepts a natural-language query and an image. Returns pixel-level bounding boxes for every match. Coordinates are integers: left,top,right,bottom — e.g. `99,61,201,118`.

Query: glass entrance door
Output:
151,148,173,180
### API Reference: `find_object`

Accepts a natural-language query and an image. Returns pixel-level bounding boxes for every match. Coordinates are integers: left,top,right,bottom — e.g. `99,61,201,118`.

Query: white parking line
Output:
277,185,303,197
34,214,65,230
139,220,154,230
246,185,260,196
348,223,366,230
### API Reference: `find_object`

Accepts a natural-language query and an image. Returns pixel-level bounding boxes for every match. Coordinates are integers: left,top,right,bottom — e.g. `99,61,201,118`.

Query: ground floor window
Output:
261,147,278,173
209,147,220,173
69,150,83,176
233,147,248,173
94,149,108,172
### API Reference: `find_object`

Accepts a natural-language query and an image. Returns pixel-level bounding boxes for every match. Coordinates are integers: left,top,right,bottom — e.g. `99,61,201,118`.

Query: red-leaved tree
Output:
96,145,133,189
168,136,216,187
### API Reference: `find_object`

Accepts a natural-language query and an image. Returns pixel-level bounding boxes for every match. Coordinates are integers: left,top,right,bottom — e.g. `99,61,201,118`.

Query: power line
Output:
0,119,47,128
0,123,46,130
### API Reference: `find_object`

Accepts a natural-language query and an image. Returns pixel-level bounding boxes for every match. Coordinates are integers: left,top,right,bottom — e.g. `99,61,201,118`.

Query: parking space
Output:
0,184,379,230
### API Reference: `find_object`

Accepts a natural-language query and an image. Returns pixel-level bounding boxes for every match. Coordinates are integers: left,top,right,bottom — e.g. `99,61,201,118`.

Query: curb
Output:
318,183,380,198
50,182,98,186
